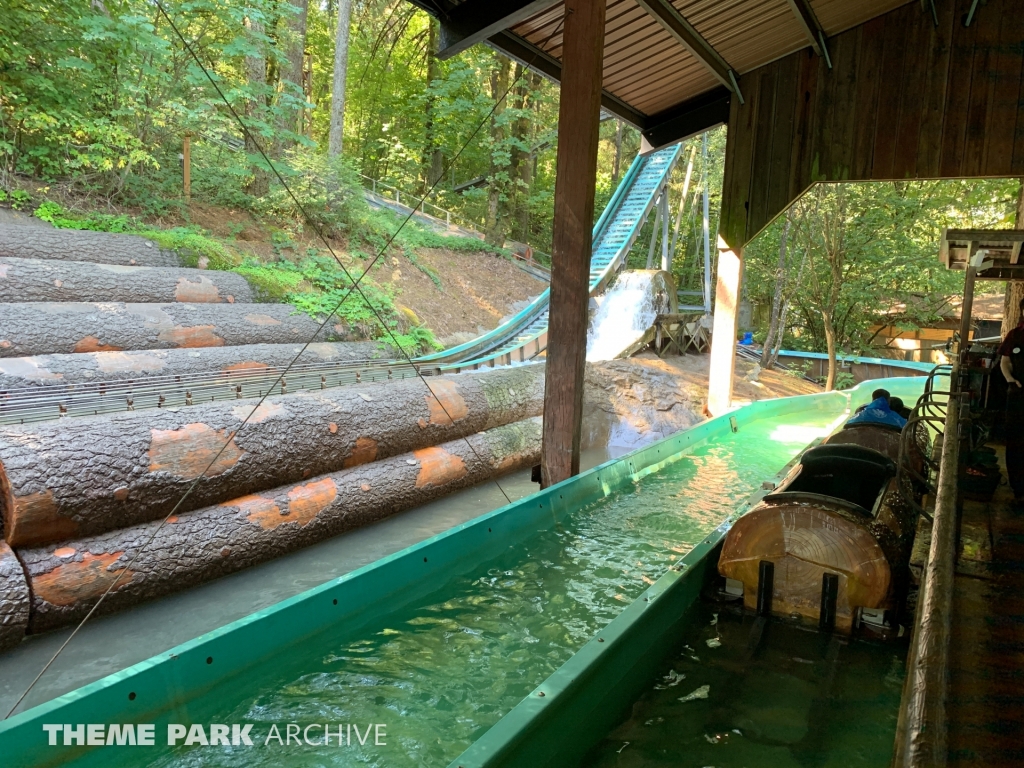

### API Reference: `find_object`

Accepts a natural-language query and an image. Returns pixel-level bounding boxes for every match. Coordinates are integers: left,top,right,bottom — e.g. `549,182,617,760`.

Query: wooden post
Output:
183,133,192,204
540,0,606,488
706,239,743,416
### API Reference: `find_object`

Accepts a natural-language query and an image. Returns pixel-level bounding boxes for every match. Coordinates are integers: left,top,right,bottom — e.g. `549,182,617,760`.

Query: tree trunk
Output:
484,57,511,248
244,15,271,197
767,242,810,368
1001,180,1024,337
0,365,545,545
0,340,387,391
0,226,180,267
276,0,309,147
612,120,624,184
18,418,541,633
422,18,444,189
761,214,792,368
328,0,353,157
0,301,352,358
0,540,29,652
0,257,254,304
822,309,837,391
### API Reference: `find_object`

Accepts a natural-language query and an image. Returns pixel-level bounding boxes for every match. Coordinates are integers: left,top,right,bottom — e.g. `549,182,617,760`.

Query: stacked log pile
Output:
0,365,545,544
20,418,541,632
0,225,180,266
0,341,388,390
0,366,545,642
0,221,545,650
0,301,353,357
0,257,255,304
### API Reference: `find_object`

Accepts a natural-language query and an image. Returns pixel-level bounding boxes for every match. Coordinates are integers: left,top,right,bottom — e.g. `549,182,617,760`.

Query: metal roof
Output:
412,0,915,146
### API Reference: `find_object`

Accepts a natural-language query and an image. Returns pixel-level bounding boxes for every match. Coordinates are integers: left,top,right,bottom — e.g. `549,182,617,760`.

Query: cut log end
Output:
0,541,30,652
719,501,892,632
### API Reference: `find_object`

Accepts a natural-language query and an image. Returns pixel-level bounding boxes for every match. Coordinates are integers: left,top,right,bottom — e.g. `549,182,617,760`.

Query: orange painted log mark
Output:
422,380,468,426
156,325,226,348
246,479,337,530
33,551,135,606
148,423,244,479
174,277,221,303
413,447,467,488
343,436,378,468
5,490,79,547
73,336,124,353
231,494,281,527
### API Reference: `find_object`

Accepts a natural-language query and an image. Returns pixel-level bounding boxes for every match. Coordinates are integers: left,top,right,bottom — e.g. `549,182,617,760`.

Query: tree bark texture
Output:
244,15,271,197
541,0,606,486
18,418,541,633
0,301,349,358
0,257,254,305
0,226,179,267
484,58,511,248
0,364,545,545
0,341,387,390
277,0,309,146
1000,181,1024,337
0,540,29,652
328,0,353,157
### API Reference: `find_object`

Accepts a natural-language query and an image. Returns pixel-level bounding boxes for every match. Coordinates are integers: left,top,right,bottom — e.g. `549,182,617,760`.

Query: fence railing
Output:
892,363,962,768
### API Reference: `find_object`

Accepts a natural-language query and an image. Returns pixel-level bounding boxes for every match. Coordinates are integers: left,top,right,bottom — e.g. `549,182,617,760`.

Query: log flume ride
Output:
720,416,927,636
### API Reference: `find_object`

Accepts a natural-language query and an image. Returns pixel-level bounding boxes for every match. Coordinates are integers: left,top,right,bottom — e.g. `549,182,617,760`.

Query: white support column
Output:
706,241,743,416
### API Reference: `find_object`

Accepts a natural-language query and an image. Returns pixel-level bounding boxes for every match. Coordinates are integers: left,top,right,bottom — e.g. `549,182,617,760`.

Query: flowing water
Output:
586,605,905,768
132,405,848,768
587,271,668,362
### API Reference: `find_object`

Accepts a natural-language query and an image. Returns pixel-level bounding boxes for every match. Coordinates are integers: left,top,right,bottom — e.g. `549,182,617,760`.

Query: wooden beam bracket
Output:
785,0,832,68
634,0,744,103
437,0,561,60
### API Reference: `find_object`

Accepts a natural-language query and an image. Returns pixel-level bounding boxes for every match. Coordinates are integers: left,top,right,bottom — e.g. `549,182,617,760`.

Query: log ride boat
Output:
718,422,919,635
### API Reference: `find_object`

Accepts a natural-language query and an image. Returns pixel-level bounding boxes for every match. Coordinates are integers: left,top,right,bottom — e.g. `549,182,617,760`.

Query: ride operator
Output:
999,297,1024,503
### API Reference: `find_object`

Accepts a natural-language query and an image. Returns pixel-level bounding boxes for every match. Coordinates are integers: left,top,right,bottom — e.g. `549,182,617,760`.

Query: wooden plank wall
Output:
720,0,1024,248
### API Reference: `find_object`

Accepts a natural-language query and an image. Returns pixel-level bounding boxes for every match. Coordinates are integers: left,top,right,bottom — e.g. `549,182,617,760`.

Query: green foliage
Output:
0,189,31,210
745,178,1021,386
232,255,440,354
831,371,858,390
33,200,238,269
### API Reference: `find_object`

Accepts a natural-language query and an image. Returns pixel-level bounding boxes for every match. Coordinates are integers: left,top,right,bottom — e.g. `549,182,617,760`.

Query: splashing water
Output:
587,271,668,362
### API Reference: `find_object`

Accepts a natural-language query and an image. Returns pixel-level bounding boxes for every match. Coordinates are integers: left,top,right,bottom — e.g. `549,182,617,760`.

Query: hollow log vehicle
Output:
719,421,918,635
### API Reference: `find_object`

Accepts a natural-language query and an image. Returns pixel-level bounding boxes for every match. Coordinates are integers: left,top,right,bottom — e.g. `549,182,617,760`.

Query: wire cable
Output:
5,6,565,719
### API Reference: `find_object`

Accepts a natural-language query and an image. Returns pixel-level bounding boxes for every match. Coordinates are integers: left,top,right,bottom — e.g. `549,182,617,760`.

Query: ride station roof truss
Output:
941,229,1024,280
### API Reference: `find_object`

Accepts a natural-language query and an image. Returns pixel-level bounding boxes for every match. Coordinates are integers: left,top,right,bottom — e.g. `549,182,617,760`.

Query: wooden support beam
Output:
541,0,606,487
641,87,731,153
633,0,743,103
438,0,561,60
784,0,832,67
706,241,743,416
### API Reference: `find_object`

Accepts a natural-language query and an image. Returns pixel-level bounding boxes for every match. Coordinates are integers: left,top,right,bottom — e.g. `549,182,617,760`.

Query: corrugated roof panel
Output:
811,0,914,37
505,0,915,119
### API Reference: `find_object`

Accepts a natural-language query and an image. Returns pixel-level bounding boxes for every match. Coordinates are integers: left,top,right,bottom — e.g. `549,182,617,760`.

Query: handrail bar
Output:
892,366,963,768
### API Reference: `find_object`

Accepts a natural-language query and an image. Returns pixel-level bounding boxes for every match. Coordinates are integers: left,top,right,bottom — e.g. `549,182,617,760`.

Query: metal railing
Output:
0,359,438,426
357,172,484,233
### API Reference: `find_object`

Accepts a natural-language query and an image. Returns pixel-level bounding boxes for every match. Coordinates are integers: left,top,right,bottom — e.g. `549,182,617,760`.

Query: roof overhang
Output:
409,0,920,148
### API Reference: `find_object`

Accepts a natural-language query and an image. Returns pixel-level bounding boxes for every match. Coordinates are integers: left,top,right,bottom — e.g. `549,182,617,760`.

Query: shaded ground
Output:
584,352,822,452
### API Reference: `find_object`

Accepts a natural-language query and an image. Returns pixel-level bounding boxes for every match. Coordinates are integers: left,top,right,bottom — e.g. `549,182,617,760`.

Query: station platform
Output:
947,448,1024,767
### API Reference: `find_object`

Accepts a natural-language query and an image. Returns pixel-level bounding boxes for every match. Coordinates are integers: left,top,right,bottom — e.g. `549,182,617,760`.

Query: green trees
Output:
744,179,1021,388
0,0,569,250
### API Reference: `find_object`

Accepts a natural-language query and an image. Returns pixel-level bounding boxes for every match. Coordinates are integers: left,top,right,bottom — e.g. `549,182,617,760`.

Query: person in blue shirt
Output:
847,389,907,429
